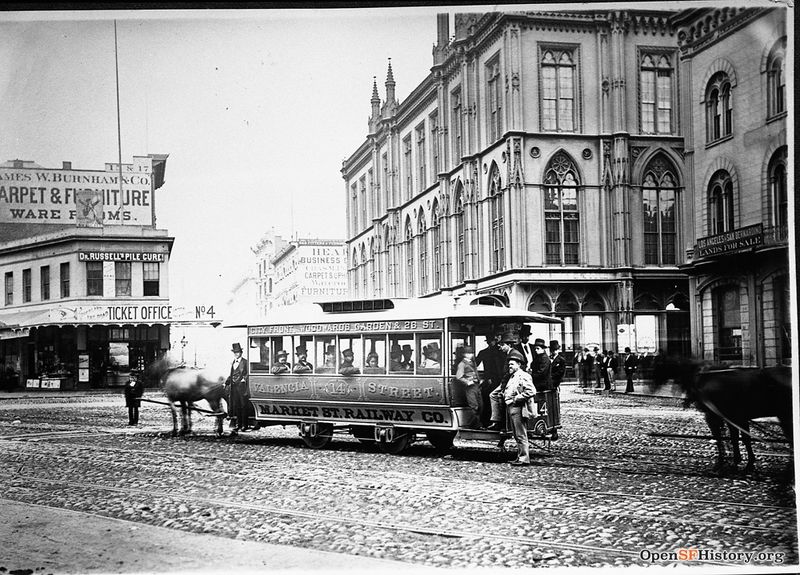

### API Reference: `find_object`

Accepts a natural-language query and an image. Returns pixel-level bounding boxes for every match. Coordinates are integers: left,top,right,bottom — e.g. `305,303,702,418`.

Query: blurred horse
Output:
654,356,793,472
148,355,227,437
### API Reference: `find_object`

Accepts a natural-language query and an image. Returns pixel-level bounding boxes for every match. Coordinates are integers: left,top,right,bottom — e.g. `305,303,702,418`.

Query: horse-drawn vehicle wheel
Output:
425,430,456,452
376,428,412,454
300,422,334,449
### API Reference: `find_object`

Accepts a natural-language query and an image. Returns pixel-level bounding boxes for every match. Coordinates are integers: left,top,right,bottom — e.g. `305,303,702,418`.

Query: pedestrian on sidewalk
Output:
124,371,144,425
592,347,603,389
607,351,619,391
623,347,637,393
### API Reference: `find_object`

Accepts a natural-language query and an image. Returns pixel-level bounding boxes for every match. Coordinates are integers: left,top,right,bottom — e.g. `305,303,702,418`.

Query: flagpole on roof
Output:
114,20,124,224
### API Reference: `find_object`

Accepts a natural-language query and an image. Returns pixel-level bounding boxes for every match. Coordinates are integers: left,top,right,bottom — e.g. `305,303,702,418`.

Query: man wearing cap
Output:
339,349,360,375
292,346,313,374
501,350,535,465
271,350,291,374
227,342,250,433
530,338,552,393
453,345,481,428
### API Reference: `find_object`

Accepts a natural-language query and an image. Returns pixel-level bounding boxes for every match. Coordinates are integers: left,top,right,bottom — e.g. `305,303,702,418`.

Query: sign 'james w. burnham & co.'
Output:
0,158,158,226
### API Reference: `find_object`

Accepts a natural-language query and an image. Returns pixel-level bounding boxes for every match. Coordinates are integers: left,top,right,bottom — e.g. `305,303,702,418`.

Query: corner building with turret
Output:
341,8,791,370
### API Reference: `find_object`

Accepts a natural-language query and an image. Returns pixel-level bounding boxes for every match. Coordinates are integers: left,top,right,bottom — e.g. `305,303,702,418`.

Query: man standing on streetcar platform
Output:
502,350,536,466
227,342,250,434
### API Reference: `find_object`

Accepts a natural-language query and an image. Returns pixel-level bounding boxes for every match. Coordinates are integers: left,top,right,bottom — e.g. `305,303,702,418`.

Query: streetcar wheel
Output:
350,425,375,444
425,430,456,452
300,423,333,449
530,418,547,437
377,431,411,455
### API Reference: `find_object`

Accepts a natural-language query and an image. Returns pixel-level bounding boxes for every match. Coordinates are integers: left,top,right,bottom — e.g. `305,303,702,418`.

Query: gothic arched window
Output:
768,147,787,231
418,210,428,294
640,53,674,134
488,164,504,272
431,200,441,291
767,38,786,118
455,187,465,283
541,49,575,131
642,156,678,265
708,171,734,235
405,217,414,296
543,151,580,265
705,72,732,142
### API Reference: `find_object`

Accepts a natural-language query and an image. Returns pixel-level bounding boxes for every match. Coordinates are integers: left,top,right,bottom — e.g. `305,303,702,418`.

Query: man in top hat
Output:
518,324,535,369
475,334,506,427
271,350,291,374
339,348,360,375
623,347,638,393
530,338,552,392
227,342,250,433
548,340,566,389
400,344,414,370
293,345,313,374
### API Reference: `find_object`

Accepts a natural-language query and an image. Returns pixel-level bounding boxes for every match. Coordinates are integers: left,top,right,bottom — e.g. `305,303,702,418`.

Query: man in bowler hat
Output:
293,346,313,374
227,342,250,433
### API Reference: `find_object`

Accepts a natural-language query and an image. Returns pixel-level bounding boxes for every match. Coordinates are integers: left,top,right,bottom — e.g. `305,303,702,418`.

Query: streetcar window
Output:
316,336,336,373
450,333,474,375
417,334,442,375
248,337,270,372
389,335,414,373
338,336,361,375
270,336,292,375
292,336,314,374
363,334,386,374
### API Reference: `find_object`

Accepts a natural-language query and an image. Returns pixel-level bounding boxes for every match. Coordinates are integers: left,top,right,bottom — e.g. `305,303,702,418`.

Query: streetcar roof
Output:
228,296,560,329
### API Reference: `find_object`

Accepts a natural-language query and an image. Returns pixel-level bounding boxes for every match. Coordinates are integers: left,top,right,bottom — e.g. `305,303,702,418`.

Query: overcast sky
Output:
0,6,446,310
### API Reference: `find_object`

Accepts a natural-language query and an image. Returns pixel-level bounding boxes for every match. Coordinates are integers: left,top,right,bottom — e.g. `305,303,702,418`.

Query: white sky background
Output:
0,7,442,310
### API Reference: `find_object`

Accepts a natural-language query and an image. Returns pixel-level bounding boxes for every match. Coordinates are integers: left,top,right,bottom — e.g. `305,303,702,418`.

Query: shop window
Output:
86,262,103,296
22,268,31,303
40,266,50,300
143,262,160,296
60,262,70,298
583,315,602,349
715,285,742,362
4,272,12,305
634,314,658,354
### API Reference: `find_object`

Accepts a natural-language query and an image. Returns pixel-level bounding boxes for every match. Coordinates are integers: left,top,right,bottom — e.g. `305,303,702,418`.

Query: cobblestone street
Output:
0,387,796,573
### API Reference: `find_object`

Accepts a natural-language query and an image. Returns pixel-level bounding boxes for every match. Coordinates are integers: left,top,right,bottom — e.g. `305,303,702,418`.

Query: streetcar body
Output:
244,296,561,452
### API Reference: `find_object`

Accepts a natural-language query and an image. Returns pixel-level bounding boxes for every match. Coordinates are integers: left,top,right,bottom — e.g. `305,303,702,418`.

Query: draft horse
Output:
654,356,793,472
149,355,228,437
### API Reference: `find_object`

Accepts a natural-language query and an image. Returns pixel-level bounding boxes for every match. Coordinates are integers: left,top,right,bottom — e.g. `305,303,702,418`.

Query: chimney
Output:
437,14,449,46
62,161,72,169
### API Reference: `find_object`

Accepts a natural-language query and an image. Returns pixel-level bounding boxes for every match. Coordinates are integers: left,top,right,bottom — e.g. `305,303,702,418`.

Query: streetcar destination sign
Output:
249,319,443,335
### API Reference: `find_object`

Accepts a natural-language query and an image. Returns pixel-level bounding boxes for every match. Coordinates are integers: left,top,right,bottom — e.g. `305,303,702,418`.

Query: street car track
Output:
2,436,794,520
0,477,746,567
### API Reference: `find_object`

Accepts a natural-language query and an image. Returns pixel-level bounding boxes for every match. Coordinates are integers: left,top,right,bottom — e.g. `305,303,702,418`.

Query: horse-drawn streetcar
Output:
240,296,562,454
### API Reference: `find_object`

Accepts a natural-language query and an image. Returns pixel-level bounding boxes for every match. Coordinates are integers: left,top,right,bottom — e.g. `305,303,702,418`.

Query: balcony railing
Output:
762,224,788,246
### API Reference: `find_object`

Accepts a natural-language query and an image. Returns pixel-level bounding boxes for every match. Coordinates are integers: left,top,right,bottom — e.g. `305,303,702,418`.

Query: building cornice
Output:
673,7,770,57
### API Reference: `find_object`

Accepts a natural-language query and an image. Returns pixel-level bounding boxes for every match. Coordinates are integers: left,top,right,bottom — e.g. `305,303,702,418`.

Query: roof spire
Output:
385,58,396,107
371,76,380,104
386,58,395,85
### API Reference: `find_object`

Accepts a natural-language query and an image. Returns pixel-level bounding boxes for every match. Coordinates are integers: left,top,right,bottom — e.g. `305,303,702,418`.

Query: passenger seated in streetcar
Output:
364,352,383,374
400,345,415,370
339,348,361,375
389,344,405,372
271,350,291,374
292,346,313,374
420,343,441,370
318,345,337,373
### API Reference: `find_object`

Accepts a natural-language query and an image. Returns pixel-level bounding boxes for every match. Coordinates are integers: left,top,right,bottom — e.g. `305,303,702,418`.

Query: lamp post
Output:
180,335,188,365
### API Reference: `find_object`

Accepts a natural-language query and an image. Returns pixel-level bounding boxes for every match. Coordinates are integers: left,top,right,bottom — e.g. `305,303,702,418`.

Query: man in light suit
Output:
503,350,536,466
227,342,250,434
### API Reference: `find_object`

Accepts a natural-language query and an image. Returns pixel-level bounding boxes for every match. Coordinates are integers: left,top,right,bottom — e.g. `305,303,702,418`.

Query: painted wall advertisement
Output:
273,241,347,306
0,162,154,226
